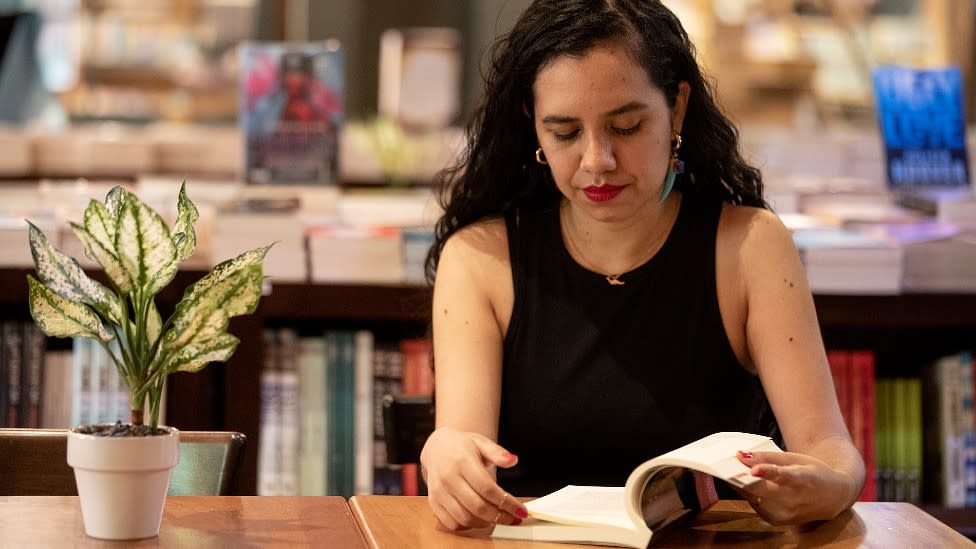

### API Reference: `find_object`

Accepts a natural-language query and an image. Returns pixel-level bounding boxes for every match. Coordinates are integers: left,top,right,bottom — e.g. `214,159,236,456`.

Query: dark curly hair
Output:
425,0,766,282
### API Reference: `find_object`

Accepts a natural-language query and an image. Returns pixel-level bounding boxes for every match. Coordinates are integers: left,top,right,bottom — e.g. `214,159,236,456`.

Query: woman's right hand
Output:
420,426,528,530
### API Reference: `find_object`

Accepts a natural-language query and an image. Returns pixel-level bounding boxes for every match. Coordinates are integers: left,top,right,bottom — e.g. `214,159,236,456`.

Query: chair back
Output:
381,394,435,464
0,428,246,496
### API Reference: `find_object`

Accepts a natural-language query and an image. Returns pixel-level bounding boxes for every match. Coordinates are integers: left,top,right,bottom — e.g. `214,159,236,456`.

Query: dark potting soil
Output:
75,421,168,437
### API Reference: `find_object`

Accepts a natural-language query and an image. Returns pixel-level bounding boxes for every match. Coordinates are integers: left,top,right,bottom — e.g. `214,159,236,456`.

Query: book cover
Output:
240,41,344,186
491,432,782,548
872,65,971,192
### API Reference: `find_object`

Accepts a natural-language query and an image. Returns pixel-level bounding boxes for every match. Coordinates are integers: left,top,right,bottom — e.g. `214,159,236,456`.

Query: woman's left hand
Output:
734,450,857,525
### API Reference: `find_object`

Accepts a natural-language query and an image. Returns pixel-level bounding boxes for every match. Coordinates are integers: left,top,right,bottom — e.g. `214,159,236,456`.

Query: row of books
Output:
0,122,463,185
0,321,45,428
0,178,440,285
0,325,166,430
782,189,976,294
255,328,433,497
829,349,976,507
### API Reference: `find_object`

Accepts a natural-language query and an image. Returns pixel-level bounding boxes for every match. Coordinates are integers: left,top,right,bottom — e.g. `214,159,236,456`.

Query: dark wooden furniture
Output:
0,496,367,548
349,496,974,548
0,429,246,496
381,394,435,464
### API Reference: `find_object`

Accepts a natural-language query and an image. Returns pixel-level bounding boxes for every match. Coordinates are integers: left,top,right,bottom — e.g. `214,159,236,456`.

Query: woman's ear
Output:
672,81,691,133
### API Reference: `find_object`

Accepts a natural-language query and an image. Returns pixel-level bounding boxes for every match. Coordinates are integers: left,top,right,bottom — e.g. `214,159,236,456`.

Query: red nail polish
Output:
739,451,754,459
752,468,765,477
512,517,523,526
516,507,528,519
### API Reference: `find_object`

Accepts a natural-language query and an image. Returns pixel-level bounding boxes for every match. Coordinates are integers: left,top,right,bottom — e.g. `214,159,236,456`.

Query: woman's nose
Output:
579,132,616,175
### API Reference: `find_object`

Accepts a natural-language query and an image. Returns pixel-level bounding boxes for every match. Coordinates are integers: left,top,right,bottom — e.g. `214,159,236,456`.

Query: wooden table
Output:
349,496,975,548
0,496,367,548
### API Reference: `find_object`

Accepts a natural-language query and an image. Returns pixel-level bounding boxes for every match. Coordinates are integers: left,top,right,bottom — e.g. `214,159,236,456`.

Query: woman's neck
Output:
559,192,682,277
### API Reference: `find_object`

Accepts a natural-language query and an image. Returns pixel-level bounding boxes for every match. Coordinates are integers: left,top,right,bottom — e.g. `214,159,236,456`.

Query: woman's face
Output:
532,41,689,222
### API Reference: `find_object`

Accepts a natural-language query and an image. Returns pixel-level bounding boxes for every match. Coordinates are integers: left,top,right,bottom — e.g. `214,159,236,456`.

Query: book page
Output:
649,432,781,486
525,486,633,530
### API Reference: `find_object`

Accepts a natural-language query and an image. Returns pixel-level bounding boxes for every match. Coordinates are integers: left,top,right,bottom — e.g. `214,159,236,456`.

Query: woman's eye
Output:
553,130,580,142
612,122,641,135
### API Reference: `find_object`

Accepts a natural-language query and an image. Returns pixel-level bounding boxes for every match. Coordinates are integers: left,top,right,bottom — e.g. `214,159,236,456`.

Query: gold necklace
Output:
560,200,677,286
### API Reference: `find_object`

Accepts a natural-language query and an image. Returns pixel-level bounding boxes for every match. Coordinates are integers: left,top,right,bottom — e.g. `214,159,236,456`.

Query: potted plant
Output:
26,183,270,540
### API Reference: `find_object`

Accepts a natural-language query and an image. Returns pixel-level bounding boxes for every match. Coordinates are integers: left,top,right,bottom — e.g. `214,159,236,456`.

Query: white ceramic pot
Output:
66,426,181,540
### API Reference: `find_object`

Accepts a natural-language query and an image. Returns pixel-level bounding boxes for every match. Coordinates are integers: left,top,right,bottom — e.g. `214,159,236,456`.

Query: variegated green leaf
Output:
163,305,229,350
27,275,113,342
104,186,128,218
116,193,178,296
164,264,262,349
71,223,133,294
172,182,199,262
181,245,271,310
162,333,239,374
83,199,117,255
29,221,124,324
147,298,162,344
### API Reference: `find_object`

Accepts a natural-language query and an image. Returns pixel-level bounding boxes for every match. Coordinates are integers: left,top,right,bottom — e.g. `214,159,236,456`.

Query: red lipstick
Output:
583,185,624,202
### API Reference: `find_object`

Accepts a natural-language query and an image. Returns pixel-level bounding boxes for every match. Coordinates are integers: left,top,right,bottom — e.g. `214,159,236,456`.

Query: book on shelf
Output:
491,432,782,548
378,27,462,130
922,352,971,508
306,224,404,284
239,41,344,186
298,336,328,496
791,227,903,295
872,65,971,196
399,338,433,496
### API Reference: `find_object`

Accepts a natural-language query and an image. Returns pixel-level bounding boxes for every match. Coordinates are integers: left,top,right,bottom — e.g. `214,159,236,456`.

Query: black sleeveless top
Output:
498,191,781,496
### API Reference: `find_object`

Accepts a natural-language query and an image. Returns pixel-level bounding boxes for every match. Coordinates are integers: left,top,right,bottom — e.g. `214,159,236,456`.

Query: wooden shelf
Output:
814,294,976,328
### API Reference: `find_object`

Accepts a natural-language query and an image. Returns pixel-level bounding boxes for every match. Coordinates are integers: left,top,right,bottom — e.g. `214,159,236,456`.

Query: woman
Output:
420,0,864,531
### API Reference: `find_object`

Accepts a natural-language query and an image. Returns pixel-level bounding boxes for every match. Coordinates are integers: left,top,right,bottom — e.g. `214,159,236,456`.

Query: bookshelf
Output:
2,267,975,532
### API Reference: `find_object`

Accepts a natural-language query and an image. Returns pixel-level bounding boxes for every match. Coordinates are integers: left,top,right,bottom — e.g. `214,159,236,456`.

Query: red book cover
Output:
827,350,852,434
240,42,344,185
399,338,433,496
850,350,877,501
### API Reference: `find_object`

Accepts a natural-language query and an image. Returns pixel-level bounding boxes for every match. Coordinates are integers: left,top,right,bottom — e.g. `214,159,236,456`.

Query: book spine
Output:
962,352,976,506
0,321,7,427
298,336,327,495
354,329,375,495
21,322,45,428
400,337,433,496
851,351,876,501
257,329,282,496
4,321,23,427
278,328,301,496
907,377,923,504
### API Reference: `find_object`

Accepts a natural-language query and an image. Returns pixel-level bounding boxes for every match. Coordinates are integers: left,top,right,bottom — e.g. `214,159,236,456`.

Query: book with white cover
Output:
491,432,782,549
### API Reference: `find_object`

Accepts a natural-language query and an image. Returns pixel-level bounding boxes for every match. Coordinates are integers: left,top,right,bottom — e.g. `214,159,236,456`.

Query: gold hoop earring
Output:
535,147,548,165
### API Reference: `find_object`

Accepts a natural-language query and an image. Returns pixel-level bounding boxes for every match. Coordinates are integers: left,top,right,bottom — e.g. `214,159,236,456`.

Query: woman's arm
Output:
733,207,865,524
420,219,528,530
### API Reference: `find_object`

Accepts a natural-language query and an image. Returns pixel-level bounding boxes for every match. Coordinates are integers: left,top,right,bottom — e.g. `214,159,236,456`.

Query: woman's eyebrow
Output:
540,101,649,124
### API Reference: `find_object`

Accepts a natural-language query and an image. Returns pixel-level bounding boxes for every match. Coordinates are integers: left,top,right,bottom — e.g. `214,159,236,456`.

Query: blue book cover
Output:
239,41,345,185
872,65,970,191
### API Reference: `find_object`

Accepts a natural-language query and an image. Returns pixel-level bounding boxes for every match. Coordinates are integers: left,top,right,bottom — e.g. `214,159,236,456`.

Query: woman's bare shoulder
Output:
718,204,792,249
442,217,510,264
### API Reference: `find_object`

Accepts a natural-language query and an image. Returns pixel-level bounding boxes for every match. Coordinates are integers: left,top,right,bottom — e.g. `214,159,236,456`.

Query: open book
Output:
491,432,782,548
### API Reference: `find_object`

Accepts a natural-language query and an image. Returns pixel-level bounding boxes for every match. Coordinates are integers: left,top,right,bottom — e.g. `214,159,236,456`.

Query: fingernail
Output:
752,468,765,477
739,451,754,459
516,507,528,519
503,451,518,460
512,517,523,526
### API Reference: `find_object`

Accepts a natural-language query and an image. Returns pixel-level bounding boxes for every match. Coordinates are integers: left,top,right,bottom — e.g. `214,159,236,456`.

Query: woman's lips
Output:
583,185,624,202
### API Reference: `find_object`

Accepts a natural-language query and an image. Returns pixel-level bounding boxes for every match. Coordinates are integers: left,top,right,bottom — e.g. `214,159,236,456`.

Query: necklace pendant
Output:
606,275,625,286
